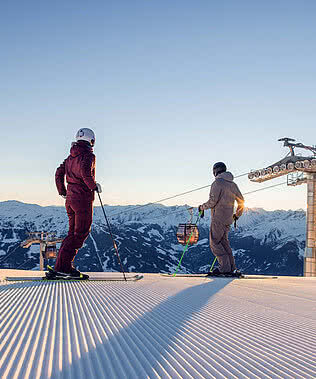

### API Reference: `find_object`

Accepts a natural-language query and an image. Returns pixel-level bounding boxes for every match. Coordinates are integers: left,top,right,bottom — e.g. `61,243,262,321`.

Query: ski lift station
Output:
0,138,316,378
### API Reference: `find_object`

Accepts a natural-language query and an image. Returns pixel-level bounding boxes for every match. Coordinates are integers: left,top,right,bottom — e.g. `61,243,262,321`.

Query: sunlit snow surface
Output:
0,270,315,379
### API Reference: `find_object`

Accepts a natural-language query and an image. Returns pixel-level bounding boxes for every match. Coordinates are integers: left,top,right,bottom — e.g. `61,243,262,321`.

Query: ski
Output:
5,274,144,282
160,274,278,279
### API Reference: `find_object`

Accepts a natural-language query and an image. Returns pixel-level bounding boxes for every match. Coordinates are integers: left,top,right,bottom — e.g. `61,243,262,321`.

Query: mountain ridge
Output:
0,200,306,276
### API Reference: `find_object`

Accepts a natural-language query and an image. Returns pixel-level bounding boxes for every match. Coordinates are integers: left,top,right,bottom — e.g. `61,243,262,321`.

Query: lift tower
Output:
248,138,316,277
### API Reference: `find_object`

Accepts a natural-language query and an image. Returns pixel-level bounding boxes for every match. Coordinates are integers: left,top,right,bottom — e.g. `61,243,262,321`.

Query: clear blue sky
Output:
1,0,315,210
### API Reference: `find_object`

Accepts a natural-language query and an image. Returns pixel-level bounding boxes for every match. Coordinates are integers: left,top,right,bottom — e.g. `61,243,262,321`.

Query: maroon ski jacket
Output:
55,141,97,201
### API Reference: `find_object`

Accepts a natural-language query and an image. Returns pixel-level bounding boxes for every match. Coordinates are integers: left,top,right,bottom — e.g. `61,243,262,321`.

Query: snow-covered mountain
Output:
0,200,306,275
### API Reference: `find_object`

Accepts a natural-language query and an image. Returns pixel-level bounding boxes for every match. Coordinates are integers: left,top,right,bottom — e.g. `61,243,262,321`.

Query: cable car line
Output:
107,172,250,218
243,181,287,196
112,181,288,223
0,244,20,264
16,257,33,270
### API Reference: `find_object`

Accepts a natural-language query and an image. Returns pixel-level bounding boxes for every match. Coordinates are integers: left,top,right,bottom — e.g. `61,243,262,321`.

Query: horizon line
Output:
0,199,307,213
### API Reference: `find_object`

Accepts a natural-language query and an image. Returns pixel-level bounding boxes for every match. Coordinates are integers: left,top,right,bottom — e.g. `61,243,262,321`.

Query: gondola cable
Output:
109,180,288,223
107,172,250,218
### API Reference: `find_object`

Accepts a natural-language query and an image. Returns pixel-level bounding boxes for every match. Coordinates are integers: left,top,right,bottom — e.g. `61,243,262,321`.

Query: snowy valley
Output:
0,200,306,276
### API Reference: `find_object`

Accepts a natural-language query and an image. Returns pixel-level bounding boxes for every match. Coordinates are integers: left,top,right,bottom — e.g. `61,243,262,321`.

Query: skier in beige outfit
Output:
198,162,244,276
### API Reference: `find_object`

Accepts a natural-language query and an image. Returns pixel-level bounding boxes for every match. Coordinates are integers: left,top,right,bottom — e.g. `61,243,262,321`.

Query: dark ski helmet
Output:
213,162,227,177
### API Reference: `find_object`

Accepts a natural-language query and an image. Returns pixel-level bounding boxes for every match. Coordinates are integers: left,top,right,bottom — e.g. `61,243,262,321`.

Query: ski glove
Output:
198,205,205,218
95,183,102,193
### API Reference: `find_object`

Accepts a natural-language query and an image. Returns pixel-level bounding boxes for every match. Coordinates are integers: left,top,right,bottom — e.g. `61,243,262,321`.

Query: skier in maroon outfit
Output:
48,128,101,280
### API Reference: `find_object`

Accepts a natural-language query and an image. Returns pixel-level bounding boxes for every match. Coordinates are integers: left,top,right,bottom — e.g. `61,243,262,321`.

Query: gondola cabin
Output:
44,244,57,259
176,223,199,245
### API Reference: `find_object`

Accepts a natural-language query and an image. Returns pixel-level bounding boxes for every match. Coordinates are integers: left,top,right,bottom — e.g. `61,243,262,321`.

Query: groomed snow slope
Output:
0,271,316,379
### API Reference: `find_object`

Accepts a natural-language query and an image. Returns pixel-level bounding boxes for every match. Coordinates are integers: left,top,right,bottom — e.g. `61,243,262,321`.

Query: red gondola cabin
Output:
176,224,199,245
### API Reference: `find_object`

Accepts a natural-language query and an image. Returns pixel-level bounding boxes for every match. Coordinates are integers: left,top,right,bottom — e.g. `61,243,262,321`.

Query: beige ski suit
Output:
200,172,244,273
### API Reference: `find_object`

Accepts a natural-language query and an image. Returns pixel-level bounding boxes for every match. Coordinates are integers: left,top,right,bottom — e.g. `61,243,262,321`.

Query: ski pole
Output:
97,191,127,282
173,211,202,277
209,256,217,272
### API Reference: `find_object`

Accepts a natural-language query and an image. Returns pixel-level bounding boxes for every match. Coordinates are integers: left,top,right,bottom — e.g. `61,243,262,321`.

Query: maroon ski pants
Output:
210,220,236,273
55,198,93,273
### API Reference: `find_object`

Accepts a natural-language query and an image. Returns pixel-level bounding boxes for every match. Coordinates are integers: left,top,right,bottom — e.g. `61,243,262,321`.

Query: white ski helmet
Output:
75,128,95,146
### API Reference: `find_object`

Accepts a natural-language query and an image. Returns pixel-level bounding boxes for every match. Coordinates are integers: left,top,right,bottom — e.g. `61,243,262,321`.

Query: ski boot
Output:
45,265,89,280
68,267,89,280
206,268,222,277
231,269,243,278
207,268,243,278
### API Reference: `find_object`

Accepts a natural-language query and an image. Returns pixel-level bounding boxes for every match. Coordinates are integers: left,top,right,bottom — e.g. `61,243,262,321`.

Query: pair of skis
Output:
161,273,278,280
4,265,143,283
5,274,143,282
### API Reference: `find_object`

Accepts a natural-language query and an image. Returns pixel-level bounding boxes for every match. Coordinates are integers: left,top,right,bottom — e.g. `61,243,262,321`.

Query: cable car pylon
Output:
249,138,316,277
